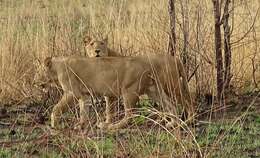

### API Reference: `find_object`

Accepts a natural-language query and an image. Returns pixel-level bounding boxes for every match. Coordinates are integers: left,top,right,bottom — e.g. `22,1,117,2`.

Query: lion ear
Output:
84,36,92,45
44,57,52,69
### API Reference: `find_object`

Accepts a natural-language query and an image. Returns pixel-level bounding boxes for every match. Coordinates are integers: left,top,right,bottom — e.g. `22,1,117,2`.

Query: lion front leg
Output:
104,96,113,124
98,96,113,129
51,92,74,128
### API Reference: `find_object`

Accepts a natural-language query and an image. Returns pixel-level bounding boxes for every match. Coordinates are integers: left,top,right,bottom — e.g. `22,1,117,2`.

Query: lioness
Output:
39,55,194,130
83,35,122,121
83,36,121,57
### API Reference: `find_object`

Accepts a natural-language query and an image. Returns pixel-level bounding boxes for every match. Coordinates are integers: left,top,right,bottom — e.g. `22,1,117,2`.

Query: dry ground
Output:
0,91,259,158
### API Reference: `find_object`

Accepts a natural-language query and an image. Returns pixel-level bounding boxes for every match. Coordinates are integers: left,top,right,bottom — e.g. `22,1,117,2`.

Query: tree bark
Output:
212,0,224,105
223,0,232,90
168,0,176,56
180,0,189,72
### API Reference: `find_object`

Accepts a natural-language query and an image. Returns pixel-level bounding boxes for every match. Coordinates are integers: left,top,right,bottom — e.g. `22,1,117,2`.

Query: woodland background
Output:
0,0,259,157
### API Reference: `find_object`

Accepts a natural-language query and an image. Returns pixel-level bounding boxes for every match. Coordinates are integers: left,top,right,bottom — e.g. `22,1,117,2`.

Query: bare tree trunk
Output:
167,0,182,141
223,0,232,91
195,3,201,96
168,0,176,56
180,0,189,73
212,0,224,106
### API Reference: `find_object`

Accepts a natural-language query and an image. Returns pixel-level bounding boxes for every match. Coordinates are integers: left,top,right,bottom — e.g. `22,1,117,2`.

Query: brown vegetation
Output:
0,0,259,157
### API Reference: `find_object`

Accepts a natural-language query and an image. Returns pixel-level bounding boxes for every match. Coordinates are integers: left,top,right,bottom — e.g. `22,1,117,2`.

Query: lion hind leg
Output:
147,86,179,128
75,96,90,130
107,93,138,130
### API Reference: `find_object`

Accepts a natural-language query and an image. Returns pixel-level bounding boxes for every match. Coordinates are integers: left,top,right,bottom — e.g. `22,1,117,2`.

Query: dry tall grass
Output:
0,1,259,157
0,0,259,103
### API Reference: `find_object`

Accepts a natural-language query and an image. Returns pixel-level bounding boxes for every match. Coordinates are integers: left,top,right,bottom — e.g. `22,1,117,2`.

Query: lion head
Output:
83,36,109,57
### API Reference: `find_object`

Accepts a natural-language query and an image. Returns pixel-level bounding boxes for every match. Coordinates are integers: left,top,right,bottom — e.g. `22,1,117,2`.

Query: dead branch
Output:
231,7,259,45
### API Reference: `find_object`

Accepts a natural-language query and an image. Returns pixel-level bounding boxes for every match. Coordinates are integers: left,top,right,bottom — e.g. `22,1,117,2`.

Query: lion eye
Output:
100,42,104,45
90,42,94,46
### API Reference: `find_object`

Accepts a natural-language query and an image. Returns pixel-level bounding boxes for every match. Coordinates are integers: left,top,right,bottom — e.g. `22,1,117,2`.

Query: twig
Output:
231,7,259,45
0,121,11,126
188,64,200,82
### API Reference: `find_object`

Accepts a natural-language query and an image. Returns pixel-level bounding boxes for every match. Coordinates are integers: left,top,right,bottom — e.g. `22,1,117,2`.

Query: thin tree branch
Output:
231,7,259,45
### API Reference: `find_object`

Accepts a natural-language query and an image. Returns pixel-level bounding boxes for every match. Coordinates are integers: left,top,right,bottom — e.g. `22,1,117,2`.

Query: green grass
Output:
0,109,259,157
0,0,259,157
1,94,259,158
197,112,260,158
0,149,12,158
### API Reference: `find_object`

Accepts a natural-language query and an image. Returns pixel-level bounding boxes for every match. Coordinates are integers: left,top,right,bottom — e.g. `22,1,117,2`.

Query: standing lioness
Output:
84,36,121,57
83,35,121,117
38,55,194,130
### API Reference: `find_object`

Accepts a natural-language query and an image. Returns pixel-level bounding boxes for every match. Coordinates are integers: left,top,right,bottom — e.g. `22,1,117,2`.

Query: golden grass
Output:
0,2,259,157
0,0,259,102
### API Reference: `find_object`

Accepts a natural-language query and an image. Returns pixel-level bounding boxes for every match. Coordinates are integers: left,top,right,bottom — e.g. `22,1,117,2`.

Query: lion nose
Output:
95,49,101,53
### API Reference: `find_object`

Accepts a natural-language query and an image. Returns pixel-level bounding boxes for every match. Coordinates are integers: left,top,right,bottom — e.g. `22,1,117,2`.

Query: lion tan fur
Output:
38,55,194,130
83,35,122,125
83,36,121,57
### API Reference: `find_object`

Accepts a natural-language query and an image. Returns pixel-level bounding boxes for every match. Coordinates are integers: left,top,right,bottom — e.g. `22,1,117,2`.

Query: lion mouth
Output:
96,55,100,57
